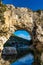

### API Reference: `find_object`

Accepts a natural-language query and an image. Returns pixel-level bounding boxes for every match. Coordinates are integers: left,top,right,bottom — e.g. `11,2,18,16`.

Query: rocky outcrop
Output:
0,4,43,65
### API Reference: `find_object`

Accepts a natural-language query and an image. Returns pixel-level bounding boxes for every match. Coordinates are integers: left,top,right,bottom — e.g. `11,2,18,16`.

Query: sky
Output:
13,30,31,40
3,0,43,11
2,0,43,40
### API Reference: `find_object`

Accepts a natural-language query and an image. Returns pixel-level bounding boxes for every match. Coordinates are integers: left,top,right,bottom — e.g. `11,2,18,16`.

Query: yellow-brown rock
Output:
0,4,43,65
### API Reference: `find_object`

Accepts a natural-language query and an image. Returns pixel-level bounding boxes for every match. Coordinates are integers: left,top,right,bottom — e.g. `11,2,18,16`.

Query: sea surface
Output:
11,53,34,65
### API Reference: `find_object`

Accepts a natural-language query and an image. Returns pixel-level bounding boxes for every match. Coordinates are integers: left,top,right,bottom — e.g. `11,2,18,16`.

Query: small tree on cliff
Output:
0,0,3,4
0,0,2,3
0,0,7,24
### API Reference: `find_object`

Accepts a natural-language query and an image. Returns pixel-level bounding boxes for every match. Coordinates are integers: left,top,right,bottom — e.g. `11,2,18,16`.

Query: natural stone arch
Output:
0,4,43,65
9,18,33,36
3,5,34,35
0,5,34,56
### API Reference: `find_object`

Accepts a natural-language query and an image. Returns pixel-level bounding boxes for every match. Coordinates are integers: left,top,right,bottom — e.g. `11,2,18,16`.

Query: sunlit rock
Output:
41,53,43,65
0,4,43,65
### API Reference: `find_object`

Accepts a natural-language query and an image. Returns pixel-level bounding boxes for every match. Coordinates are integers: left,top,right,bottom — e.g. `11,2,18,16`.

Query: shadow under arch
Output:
1,29,40,65
2,47,36,65
1,29,34,59
11,50,35,65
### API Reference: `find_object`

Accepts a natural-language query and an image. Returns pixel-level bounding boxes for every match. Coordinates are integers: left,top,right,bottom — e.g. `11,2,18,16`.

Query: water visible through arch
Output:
2,30,34,65
11,53,34,65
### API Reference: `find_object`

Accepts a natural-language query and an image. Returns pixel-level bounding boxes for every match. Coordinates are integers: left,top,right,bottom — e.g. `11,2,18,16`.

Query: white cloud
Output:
17,34,31,40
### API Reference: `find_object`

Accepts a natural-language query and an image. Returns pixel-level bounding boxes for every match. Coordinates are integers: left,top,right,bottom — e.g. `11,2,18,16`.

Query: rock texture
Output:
0,4,43,65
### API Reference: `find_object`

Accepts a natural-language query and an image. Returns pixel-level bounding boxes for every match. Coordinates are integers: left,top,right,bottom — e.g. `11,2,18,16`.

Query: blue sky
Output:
2,0,43,40
13,30,31,40
3,0,43,11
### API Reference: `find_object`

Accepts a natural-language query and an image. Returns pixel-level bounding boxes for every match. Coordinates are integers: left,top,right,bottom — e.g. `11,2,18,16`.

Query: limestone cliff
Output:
0,3,43,65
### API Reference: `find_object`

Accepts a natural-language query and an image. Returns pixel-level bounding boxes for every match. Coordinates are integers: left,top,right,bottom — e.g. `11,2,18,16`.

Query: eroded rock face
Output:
0,4,43,65
4,5,33,32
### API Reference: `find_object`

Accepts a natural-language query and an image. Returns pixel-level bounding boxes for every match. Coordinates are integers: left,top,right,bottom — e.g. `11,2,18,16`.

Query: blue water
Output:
11,54,34,65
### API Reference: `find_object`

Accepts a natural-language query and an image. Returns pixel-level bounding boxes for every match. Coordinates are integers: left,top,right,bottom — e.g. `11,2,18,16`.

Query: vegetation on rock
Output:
0,1,43,65
0,1,7,24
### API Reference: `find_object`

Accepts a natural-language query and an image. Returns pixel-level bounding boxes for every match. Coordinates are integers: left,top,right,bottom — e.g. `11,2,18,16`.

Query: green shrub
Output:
0,3,7,24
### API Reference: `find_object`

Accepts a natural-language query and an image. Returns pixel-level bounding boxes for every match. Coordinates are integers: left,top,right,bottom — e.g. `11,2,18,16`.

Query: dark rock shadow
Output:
1,35,40,65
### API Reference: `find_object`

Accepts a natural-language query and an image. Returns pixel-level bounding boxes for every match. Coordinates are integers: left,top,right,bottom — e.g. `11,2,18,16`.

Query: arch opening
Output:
13,29,32,41
2,29,34,64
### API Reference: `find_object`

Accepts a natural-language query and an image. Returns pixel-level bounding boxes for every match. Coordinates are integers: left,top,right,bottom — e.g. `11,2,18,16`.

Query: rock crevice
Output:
0,4,43,65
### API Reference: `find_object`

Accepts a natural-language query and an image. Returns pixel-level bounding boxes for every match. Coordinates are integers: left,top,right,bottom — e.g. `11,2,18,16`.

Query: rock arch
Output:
0,5,43,65
0,5,34,54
